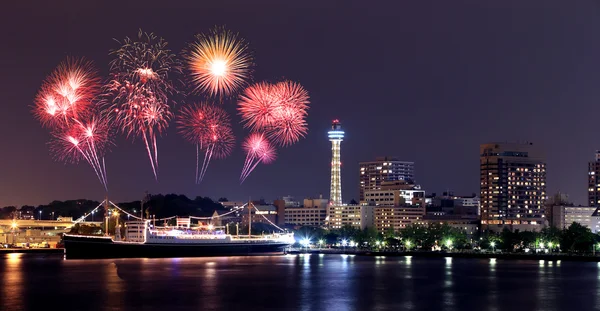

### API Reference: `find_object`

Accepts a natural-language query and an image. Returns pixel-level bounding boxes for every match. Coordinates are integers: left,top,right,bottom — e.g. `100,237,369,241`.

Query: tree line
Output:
0,194,229,220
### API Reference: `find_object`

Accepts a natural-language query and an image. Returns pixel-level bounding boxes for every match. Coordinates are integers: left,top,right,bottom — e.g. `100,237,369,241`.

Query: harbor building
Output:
480,142,547,232
359,157,415,201
588,151,600,206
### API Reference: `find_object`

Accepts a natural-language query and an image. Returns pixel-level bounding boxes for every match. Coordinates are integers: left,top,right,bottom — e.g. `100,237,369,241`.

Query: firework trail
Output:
33,58,111,190
177,103,235,182
106,30,182,180
240,133,276,183
184,27,253,99
237,80,310,147
49,115,112,190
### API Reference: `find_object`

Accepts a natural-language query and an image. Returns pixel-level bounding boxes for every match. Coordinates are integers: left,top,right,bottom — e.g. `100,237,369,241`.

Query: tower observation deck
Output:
328,120,344,206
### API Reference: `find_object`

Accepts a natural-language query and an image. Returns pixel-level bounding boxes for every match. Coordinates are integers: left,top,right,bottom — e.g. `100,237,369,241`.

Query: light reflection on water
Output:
2,253,23,310
1,254,599,310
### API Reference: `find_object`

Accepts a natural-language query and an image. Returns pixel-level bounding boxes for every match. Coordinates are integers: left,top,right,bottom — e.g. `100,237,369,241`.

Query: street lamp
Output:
92,210,95,222
405,240,412,251
445,239,453,250
318,239,324,249
38,211,42,220
490,241,496,253
301,238,310,252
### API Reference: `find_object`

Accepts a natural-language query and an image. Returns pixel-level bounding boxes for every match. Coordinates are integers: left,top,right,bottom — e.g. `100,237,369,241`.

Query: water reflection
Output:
104,261,124,311
2,254,600,311
443,257,455,311
488,258,498,311
2,253,23,310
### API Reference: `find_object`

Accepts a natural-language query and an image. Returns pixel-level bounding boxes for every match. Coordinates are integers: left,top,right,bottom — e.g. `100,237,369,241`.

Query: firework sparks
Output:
177,103,235,182
34,57,100,128
33,57,111,190
49,115,112,190
184,27,253,98
240,133,276,183
237,80,310,146
106,30,182,180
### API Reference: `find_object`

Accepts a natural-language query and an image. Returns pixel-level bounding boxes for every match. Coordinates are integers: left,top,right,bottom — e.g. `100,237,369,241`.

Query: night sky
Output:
1,0,599,207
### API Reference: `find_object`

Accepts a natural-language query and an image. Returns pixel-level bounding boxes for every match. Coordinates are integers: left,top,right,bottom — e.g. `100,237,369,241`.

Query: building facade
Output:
327,205,373,230
363,189,425,207
284,207,328,227
359,157,415,201
373,206,426,233
549,205,600,233
480,142,547,232
588,152,600,206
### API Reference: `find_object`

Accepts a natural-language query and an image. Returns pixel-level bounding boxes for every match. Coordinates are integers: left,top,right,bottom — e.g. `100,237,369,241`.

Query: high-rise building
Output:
359,157,415,201
480,142,547,232
328,120,344,206
588,151,600,206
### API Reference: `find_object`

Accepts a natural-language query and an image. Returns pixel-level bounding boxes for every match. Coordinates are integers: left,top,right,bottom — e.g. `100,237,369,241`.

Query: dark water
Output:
1,253,598,311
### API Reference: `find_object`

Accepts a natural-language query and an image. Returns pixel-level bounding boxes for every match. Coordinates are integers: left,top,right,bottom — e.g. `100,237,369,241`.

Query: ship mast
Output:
248,198,252,238
104,197,109,237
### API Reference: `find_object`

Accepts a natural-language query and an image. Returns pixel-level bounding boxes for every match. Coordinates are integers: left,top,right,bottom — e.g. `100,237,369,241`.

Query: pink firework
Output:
237,81,310,147
184,27,253,98
34,57,100,128
107,30,182,180
177,103,235,182
49,115,112,190
240,133,276,183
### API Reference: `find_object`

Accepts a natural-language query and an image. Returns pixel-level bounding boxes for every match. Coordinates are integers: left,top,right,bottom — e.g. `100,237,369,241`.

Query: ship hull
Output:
63,235,290,259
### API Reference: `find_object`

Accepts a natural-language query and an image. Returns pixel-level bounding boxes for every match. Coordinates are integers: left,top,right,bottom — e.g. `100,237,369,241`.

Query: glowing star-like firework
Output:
177,103,235,182
240,133,276,183
34,57,100,128
107,30,182,180
49,116,112,190
184,27,253,98
237,80,310,146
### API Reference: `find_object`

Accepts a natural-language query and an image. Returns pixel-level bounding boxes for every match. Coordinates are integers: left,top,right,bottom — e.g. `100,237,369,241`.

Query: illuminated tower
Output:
328,120,344,206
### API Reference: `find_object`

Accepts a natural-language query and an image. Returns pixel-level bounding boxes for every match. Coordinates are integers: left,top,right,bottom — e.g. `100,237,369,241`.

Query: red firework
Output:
107,30,182,180
49,115,112,189
177,103,235,182
237,80,310,146
240,133,276,183
34,57,101,128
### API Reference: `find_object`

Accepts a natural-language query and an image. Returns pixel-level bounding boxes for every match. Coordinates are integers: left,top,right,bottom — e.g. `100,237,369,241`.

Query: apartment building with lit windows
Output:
588,151,600,206
373,205,426,233
359,157,415,201
327,205,374,229
480,142,547,232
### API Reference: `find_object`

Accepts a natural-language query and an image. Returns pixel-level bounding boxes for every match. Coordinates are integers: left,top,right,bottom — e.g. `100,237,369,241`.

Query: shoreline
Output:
1,248,598,262
290,249,600,262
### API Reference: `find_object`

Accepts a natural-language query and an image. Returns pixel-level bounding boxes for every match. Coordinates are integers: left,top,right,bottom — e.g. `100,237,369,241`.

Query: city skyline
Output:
1,0,599,208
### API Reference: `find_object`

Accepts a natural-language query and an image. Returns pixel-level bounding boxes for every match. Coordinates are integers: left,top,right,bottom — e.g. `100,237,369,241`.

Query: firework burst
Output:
177,103,235,182
106,30,182,180
33,57,100,128
237,80,310,146
33,57,112,191
184,27,253,98
240,133,276,183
